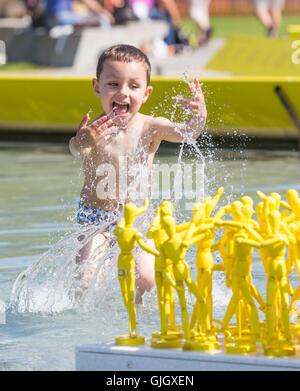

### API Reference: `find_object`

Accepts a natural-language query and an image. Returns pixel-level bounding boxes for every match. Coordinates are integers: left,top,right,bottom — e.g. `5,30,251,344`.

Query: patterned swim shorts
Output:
76,201,122,228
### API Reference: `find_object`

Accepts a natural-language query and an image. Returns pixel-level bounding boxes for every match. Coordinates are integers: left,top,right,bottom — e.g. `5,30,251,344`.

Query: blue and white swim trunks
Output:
76,201,122,228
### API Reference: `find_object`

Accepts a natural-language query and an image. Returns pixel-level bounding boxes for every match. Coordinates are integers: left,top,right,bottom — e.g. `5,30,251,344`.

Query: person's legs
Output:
135,241,155,304
253,0,273,35
74,202,120,295
75,231,111,294
190,0,210,31
269,0,285,36
76,231,110,264
189,0,212,46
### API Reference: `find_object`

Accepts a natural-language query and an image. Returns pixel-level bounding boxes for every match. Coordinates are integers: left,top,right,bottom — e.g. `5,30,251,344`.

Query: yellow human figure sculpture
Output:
286,221,300,339
189,225,222,350
158,201,187,338
114,199,159,346
147,205,182,348
213,204,235,289
215,220,263,353
215,201,249,289
204,187,224,218
257,191,291,212
240,196,260,231
257,193,295,297
256,201,271,274
159,215,204,349
172,189,223,347
262,209,295,356
238,199,266,310
288,222,300,310
177,203,220,350
215,202,265,340
285,189,300,223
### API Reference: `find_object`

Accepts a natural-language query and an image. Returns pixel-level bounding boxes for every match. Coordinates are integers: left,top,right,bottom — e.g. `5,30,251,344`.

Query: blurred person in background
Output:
188,0,212,46
253,0,285,36
105,0,186,54
44,0,114,28
148,0,187,52
23,0,46,28
104,0,137,24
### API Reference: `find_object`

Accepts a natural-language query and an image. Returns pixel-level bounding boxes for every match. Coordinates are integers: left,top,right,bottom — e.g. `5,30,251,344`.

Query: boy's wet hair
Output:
96,44,151,85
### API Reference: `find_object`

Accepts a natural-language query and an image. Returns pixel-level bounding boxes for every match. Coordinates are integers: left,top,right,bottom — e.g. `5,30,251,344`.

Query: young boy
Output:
69,44,207,301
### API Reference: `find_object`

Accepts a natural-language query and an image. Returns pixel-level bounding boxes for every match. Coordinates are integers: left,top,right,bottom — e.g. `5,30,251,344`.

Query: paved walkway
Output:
150,38,229,77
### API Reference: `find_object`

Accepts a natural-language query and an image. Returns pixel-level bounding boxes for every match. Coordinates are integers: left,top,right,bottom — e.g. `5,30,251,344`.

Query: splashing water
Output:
9,224,116,313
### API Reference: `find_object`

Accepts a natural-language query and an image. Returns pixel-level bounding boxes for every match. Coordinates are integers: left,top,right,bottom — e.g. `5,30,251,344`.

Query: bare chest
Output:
103,125,151,165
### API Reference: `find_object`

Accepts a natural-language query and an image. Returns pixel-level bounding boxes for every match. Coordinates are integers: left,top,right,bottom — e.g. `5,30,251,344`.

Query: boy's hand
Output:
77,113,119,147
176,79,207,119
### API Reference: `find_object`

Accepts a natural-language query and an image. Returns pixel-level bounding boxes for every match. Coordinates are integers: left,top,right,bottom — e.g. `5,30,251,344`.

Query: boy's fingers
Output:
175,97,190,104
99,119,115,131
192,79,205,102
177,100,206,112
90,115,109,129
176,98,201,107
102,128,119,137
79,114,90,129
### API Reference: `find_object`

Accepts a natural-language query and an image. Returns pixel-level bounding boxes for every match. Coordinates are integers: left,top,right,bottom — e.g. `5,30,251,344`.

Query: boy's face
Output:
93,59,153,123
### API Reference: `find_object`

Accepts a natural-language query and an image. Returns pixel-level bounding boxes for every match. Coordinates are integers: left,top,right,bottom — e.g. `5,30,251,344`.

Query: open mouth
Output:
112,102,130,116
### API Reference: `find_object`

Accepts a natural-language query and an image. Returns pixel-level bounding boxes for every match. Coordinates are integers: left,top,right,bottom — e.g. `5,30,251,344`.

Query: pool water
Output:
0,143,300,370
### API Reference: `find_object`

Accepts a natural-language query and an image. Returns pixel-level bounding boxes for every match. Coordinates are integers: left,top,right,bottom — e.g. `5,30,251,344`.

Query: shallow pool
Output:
0,143,300,370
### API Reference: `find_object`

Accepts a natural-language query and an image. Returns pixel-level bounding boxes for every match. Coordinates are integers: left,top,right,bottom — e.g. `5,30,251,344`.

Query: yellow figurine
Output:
114,199,159,346
215,201,265,351
256,201,271,274
183,205,222,350
147,204,182,348
217,222,263,353
261,210,295,356
159,215,205,349
204,187,225,218
170,188,224,350
240,196,260,231
214,204,235,289
112,188,300,354
288,222,300,311
286,189,300,223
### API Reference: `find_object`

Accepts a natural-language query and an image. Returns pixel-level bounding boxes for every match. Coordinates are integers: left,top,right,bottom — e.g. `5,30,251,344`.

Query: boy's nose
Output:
118,85,129,96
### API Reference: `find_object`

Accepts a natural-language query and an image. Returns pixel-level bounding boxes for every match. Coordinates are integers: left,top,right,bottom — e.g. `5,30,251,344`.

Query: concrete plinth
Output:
76,342,300,371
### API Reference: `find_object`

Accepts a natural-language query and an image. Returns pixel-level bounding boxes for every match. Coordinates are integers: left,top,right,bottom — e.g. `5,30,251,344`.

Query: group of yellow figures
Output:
114,187,300,357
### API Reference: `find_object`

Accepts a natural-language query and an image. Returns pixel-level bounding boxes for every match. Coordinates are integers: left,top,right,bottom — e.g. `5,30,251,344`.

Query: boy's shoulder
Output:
139,113,171,129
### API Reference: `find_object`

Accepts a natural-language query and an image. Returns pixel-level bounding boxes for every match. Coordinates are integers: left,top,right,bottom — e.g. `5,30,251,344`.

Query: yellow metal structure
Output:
288,25,300,40
0,75,299,140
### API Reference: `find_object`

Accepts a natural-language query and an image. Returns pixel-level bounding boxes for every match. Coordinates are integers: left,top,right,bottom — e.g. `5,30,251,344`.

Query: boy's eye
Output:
108,82,118,86
131,85,139,89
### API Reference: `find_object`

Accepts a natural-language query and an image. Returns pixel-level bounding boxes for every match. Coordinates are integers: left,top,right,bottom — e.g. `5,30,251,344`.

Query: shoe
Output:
198,27,213,46
266,25,274,37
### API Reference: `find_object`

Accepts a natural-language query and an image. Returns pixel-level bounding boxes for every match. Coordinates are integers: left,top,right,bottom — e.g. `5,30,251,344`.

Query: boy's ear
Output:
92,78,100,95
142,85,153,103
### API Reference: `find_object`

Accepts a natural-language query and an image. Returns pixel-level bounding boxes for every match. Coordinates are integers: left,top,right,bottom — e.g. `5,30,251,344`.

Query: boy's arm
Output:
149,79,207,146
